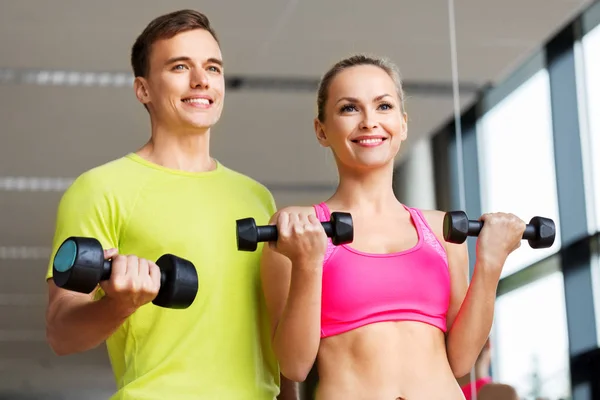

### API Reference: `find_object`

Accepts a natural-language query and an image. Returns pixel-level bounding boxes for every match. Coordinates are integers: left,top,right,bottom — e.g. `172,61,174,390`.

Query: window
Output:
492,270,571,399
582,23,600,233
581,20,600,345
594,241,600,347
477,69,562,277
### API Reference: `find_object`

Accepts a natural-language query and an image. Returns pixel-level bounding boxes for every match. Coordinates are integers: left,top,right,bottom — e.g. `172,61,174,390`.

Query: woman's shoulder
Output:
414,208,446,233
410,208,451,249
416,208,468,263
418,208,446,221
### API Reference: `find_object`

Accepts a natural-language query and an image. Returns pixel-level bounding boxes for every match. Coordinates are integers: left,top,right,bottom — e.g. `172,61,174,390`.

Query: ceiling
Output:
0,0,593,397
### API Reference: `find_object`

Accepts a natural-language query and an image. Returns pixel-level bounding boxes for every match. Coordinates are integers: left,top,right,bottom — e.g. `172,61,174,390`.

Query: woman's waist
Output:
315,360,462,400
315,378,464,400
316,321,459,397
316,352,455,385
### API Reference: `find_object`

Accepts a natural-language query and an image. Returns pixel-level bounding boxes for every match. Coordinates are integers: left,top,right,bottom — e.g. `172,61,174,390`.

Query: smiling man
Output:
44,9,296,400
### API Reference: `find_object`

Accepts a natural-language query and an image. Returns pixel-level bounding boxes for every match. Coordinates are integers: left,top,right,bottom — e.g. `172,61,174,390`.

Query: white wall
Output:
393,138,437,210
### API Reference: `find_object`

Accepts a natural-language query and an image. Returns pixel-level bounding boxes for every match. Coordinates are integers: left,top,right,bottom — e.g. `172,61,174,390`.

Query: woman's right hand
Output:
270,209,328,267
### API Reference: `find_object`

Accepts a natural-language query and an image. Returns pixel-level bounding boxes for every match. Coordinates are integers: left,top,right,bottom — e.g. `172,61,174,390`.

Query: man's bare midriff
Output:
314,321,465,400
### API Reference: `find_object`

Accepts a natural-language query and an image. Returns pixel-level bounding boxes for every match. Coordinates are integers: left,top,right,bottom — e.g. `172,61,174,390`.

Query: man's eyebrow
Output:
164,56,224,67
206,57,223,67
164,56,192,66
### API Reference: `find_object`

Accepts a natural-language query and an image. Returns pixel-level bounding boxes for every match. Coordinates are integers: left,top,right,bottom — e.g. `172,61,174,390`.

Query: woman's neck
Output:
329,161,399,213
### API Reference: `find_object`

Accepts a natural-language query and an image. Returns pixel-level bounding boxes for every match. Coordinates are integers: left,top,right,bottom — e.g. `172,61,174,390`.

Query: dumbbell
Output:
236,212,354,252
52,237,198,309
443,211,556,249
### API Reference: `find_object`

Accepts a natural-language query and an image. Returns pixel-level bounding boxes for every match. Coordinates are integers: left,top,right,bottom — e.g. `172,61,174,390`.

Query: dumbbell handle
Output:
463,220,540,240
99,259,166,286
255,222,336,243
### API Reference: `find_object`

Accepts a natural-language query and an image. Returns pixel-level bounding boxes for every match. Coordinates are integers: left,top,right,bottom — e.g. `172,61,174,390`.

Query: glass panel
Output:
582,23,600,233
493,270,571,399
477,69,562,277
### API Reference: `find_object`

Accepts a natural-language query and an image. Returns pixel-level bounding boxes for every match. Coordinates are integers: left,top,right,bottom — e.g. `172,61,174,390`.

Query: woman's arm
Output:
444,240,499,377
260,207,327,382
277,375,299,400
424,210,526,378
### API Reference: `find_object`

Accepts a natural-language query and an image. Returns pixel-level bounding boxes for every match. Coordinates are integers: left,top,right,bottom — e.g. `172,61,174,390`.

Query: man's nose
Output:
190,69,209,89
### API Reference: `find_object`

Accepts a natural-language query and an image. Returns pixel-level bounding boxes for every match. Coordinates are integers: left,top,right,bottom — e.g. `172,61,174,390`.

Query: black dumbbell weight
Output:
443,210,556,249
52,237,198,309
236,212,354,252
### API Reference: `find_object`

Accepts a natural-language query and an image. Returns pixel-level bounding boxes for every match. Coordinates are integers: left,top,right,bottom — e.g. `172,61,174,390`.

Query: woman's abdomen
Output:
315,321,465,400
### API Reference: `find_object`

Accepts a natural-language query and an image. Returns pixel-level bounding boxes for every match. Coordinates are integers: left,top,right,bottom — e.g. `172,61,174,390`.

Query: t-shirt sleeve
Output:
254,182,277,223
45,171,120,281
263,188,277,216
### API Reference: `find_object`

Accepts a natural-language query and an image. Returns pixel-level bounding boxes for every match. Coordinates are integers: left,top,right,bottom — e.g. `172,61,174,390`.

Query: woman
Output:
260,54,526,400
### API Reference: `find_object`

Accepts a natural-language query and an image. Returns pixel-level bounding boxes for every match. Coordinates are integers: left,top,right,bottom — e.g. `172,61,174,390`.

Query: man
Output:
44,9,297,400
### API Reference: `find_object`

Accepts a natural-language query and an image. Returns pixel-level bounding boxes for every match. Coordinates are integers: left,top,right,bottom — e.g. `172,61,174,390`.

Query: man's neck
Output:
136,126,215,173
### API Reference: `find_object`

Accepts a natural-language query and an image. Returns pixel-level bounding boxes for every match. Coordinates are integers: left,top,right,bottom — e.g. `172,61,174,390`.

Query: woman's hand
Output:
475,212,527,277
270,210,328,268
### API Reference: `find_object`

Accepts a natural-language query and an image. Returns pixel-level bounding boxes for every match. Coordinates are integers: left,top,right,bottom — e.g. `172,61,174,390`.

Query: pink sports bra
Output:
314,202,450,338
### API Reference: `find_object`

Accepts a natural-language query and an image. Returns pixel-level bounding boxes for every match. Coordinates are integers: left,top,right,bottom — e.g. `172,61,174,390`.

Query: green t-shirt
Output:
46,153,280,399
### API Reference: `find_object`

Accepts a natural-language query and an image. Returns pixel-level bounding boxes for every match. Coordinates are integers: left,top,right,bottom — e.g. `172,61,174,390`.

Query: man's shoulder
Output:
78,155,132,178
64,155,139,198
220,165,272,195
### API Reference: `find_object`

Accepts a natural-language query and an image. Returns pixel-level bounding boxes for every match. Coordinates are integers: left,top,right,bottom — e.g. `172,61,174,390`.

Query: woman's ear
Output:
400,112,408,141
314,118,329,147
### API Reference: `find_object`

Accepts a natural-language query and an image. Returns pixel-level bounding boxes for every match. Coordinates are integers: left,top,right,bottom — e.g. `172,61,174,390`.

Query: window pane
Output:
477,69,562,277
582,23,600,233
493,270,571,399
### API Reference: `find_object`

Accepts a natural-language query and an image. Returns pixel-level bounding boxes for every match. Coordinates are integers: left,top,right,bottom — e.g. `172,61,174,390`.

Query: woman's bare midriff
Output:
314,321,466,400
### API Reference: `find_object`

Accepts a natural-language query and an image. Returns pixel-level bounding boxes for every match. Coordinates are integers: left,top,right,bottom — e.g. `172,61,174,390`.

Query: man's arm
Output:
46,279,134,355
44,172,143,356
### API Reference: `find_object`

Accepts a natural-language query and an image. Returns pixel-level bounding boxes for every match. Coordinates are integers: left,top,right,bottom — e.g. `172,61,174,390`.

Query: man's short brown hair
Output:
131,9,220,78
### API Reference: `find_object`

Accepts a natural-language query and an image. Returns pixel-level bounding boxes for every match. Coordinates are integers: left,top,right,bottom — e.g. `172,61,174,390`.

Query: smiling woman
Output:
260,54,530,400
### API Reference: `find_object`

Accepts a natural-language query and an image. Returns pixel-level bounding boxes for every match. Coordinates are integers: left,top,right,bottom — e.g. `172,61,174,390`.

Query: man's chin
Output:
181,117,217,132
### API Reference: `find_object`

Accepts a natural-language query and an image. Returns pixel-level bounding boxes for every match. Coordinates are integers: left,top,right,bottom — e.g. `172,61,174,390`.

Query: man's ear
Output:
134,77,151,105
314,118,329,147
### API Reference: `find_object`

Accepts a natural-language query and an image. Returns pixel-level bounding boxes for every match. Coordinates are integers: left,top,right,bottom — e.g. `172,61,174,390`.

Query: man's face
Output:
135,29,225,131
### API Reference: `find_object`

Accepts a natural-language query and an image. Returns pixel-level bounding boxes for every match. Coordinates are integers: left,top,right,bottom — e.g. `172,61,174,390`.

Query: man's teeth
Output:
357,138,383,144
183,98,210,104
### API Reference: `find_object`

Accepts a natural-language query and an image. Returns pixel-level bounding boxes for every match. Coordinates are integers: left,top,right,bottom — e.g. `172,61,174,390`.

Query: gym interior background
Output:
1,1,599,399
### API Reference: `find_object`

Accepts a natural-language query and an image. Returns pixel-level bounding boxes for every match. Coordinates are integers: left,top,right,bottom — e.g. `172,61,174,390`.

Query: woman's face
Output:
315,64,407,172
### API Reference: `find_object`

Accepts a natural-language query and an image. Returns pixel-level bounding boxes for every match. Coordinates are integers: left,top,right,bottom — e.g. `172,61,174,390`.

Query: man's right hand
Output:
100,249,162,314
46,249,161,356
